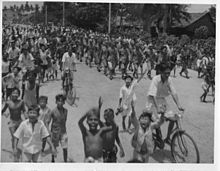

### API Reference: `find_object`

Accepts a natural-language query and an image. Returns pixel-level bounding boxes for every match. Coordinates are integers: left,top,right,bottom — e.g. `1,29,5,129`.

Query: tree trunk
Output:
161,4,169,33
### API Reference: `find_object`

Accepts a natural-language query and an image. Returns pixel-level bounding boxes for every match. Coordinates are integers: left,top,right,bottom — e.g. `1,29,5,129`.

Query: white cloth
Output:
18,53,34,69
119,80,138,116
146,75,176,116
62,52,76,71
14,119,49,154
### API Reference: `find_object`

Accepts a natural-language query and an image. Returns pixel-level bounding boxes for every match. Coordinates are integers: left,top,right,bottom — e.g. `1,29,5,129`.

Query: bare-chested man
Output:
2,87,26,161
78,97,112,162
102,108,125,162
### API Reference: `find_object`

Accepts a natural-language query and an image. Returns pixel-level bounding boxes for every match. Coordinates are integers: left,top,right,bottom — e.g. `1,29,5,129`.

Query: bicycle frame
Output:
171,118,189,158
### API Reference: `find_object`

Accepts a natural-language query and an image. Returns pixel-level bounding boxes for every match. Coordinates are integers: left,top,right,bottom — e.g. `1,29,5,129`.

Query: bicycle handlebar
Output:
162,111,184,121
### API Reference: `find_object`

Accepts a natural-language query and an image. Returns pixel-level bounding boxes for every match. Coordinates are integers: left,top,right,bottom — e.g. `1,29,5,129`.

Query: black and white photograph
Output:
1,0,217,167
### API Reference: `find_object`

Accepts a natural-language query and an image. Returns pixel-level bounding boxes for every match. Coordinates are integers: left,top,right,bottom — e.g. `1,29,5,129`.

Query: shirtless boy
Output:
78,97,112,162
102,108,125,162
2,88,26,161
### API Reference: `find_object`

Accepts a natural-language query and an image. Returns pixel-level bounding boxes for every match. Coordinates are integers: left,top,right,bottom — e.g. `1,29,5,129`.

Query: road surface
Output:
1,62,214,163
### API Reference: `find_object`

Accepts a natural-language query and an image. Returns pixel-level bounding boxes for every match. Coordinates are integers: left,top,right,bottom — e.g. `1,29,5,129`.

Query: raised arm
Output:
2,102,9,116
130,100,139,131
78,113,88,136
100,125,112,134
151,112,165,130
21,101,27,119
115,126,125,157
98,96,103,111
137,67,148,83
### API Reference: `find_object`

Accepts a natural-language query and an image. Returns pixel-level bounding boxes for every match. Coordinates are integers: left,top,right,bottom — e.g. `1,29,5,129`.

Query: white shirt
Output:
148,75,176,98
120,79,138,108
62,52,76,71
8,47,20,59
14,119,49,154
39,49,48,65
38,37,47,46
18,53,34,68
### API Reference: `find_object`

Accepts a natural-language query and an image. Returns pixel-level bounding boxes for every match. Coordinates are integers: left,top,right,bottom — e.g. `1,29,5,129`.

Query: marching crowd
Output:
1,24,215,163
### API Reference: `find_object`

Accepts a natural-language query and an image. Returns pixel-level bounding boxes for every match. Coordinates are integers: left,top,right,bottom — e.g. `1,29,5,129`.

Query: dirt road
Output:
1,62,214,163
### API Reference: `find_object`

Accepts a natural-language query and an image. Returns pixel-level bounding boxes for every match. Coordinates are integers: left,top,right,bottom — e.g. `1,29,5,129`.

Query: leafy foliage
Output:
194,26,209,39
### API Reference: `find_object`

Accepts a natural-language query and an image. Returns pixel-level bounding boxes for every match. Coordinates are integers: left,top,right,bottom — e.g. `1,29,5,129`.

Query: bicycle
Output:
153,111,200,163
62,68,73,97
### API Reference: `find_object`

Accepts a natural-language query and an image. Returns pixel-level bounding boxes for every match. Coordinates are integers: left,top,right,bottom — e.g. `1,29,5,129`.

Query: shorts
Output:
22,151,41,162
133,149,150,163
84,156,103,163
108,62,113,70
146,97,172,119
121,104,132,117
51,132,68,148
8,119,22,133
103,146,118,163
202,82,209,91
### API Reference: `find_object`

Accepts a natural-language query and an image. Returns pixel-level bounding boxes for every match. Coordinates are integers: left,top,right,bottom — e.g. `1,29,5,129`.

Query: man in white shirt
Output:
146,63,184,144
62,46,77,81
38,34,47,47
8,40,20,60
18,45,34,70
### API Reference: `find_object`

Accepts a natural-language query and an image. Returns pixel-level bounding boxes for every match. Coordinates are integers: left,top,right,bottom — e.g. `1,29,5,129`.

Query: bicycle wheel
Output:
171,131,200,163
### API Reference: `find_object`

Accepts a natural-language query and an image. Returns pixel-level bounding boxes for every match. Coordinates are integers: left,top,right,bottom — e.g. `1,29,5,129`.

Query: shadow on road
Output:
150,149,175,163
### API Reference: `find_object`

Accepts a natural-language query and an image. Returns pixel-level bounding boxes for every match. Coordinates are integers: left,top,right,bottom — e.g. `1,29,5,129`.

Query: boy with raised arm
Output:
117,68,148,133
78,97,112,162
130,100,165,163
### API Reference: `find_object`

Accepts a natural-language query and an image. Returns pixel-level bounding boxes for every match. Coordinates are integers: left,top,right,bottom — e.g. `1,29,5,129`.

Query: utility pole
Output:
45,4,47,26
108,3,111,34
63,2,65,26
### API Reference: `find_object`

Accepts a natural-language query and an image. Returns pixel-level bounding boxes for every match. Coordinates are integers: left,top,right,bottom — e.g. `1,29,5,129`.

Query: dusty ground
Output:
1,62,214,163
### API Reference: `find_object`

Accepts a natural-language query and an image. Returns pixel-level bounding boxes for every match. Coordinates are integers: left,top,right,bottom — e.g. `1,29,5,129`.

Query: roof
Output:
168,12,215,37
184,12,215,35
173,12,205,27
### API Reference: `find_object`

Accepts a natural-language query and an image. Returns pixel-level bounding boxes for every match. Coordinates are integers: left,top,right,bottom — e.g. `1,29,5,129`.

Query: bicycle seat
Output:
164,111,182,121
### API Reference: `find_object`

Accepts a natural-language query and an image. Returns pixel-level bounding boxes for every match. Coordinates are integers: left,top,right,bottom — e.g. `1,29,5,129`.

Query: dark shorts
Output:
103,145,118,163
51,131,68,148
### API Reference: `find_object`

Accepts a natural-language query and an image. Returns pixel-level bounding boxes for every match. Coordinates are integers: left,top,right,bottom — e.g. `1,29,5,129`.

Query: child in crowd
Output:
22,72,39,109
117,69,147,133
102,108,125,162
130,101,165,163
3,66,22,100
13,105,56,162
49,94,68,162
2,88,26,161
78,97,112,162
38,96,52,152
200,73,210,103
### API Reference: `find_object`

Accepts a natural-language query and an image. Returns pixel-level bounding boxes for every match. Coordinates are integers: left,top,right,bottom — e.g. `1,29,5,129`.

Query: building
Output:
167,12,215,37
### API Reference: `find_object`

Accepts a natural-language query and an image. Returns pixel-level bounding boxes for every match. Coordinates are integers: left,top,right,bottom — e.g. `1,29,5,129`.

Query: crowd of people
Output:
1,23,215,163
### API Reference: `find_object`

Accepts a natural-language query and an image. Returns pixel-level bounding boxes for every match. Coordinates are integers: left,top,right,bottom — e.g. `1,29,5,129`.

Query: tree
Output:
20,4,24,11
128,4,190,33
13,5,17,11
10,6,14,11
194,26,209,39
30,4,34,11
35,4,39,12
25,2,30,11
